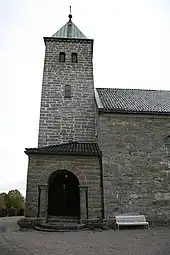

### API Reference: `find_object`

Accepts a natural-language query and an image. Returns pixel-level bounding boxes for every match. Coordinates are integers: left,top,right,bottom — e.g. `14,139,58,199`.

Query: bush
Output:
8,207,17,216
0,208,7,217
17,208,24,216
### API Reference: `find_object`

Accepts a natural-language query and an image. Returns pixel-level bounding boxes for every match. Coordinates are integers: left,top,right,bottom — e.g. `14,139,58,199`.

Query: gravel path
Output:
0,217,170,254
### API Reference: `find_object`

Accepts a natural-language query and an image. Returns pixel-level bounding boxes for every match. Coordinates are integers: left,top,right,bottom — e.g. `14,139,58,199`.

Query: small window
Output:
64,85,71,98
165,136,170,155
71,53,77,63
165,136,170,169
59,52,65,63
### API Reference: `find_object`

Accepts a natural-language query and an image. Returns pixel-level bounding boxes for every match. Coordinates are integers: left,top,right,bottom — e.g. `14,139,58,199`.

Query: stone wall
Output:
25,154,101,220
38,38,97,147
99,112,170,222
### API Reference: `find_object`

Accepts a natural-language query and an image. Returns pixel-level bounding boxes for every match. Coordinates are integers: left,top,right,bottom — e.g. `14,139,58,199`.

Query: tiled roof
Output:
96,88,170,114
52,20,87,39
25,142,101,156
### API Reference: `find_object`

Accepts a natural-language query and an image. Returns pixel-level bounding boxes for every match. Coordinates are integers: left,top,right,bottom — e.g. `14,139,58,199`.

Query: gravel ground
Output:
0,217,170,255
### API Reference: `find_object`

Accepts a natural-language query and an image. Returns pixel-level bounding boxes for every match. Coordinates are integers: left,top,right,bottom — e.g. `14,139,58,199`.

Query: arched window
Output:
64,85,71,98
71,53,77,63
165,136,170,155
59,52,65,63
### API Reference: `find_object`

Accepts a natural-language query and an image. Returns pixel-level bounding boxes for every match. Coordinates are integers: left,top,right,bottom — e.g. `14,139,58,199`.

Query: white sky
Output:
0,0,170,196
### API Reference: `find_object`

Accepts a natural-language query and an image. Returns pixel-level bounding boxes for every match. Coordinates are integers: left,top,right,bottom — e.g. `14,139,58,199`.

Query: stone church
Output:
21,12,170,229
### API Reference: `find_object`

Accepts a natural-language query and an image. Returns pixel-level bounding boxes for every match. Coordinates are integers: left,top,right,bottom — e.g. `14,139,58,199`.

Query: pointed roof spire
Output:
52,7,87,39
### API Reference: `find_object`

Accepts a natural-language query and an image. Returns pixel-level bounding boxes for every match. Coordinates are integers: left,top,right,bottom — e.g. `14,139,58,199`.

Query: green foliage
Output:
7,189,25,209
0,194,6,209
0,189,24,210
7,207,18,216
1,192,9,209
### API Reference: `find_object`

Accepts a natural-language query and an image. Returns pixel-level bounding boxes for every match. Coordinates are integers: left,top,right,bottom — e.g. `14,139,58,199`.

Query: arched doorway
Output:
48,170,80,217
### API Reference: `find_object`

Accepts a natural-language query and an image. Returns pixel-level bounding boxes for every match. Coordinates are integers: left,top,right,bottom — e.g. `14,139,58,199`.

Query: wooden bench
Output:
115,215,149,230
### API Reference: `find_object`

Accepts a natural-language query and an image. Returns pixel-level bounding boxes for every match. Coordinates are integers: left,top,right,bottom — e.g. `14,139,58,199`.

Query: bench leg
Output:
115,223,119,231
145,224,150,230
116,224,119,231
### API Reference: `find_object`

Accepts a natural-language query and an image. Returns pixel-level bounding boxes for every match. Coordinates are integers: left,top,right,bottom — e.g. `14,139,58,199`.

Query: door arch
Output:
48,170,80,217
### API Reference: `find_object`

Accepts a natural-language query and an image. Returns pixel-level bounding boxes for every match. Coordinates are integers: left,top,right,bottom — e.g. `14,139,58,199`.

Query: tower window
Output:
165,136,170,155
71,53,77,63
64,85,71,98
59,52,65,63
165,136,170,169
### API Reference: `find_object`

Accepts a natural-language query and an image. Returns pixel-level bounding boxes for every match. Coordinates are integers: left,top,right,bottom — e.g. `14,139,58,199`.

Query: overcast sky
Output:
0,0,170,196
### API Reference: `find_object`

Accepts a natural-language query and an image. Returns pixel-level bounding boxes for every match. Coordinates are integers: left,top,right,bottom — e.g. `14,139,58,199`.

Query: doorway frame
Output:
37,178,88,223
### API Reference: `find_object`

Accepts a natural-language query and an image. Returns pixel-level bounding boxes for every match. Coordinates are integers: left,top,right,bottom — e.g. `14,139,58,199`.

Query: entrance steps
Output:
48,216,79,223
35,216,87,232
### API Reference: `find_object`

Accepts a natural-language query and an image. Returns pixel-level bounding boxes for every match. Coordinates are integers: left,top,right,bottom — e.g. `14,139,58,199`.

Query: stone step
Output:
48,216,79,220
34,223,86,232
42,223,85,229
47,220,79,224
47,217,79,224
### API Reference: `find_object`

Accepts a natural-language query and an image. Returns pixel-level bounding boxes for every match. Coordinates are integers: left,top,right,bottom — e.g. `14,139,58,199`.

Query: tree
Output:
0,190,25,217
0,194,6,209
7,190,24,209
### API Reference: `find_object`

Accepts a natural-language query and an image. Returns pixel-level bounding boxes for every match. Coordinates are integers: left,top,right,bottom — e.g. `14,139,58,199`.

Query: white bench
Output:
115,215,149,230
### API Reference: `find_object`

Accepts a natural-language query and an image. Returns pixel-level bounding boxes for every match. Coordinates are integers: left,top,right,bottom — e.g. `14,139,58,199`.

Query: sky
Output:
0,0,170,196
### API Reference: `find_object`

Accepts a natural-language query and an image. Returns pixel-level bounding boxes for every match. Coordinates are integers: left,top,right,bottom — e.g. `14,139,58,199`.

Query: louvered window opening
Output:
72,53,77,63
165,137,170,154
165,136,170,169
59,52,65,63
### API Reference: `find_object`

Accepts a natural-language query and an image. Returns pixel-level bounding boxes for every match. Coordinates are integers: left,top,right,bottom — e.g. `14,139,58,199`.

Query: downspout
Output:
37,185,41,219
99,154,105,220
95,89,105,220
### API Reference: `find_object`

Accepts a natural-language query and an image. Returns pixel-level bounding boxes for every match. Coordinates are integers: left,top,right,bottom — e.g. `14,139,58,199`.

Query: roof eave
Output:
98,109,170,115
25,150,102,157
43,37,93,45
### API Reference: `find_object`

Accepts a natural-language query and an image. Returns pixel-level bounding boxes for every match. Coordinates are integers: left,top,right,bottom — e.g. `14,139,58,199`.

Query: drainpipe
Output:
37,185,41,219
99,155,105,220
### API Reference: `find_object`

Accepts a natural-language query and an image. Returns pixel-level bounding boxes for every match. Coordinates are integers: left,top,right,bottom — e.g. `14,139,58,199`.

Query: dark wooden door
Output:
48,170,80,217
65,184,80,217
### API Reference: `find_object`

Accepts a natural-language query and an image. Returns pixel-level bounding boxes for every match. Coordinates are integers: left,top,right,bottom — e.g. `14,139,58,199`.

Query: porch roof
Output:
25,142,102,156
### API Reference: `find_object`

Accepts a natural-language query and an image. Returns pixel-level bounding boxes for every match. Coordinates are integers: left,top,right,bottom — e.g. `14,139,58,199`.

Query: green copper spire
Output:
52,7,87,39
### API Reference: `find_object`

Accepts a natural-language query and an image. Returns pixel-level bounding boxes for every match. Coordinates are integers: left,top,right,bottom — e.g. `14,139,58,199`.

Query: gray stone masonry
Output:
99,113,170,223
24,22,170,229
38,38,97,147
25,154,101,220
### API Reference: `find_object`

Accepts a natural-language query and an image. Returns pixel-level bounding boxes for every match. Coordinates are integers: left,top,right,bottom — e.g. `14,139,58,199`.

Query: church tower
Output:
21,11,102,228
38,11,97,147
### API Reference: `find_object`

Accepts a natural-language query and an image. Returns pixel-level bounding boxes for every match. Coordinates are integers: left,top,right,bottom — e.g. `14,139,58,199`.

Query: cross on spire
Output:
68,5,72,21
